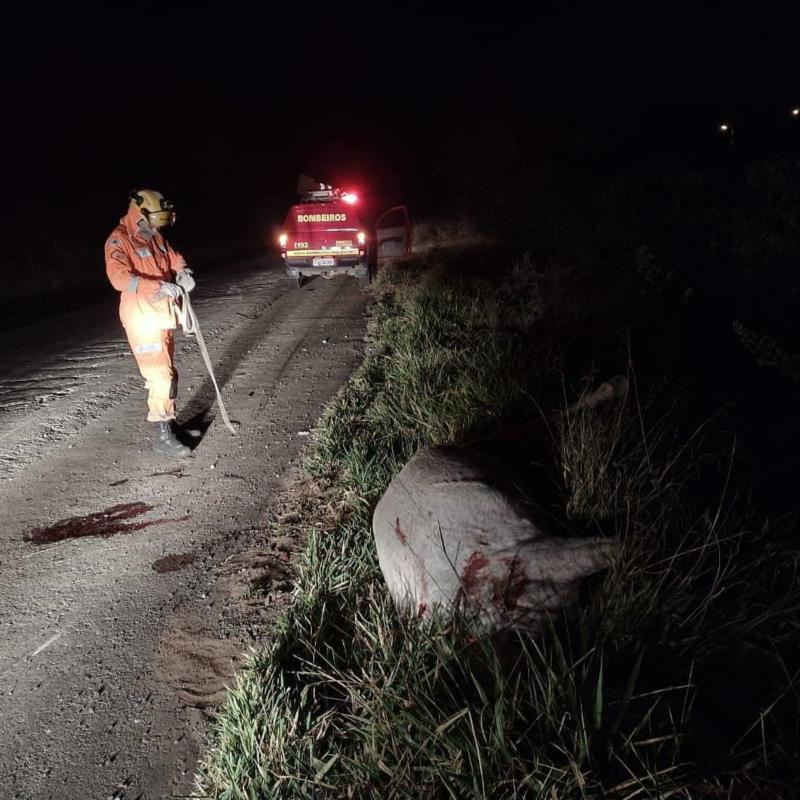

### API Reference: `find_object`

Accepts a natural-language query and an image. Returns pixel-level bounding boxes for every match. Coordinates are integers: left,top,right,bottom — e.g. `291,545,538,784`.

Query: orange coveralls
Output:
104,208,190,422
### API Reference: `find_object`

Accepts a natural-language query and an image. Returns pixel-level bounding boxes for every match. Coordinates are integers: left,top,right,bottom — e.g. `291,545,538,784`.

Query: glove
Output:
156,281,182,300
175,268,196,293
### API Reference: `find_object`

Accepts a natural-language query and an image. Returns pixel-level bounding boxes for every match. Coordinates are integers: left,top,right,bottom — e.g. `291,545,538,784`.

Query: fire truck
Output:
278,180,371,289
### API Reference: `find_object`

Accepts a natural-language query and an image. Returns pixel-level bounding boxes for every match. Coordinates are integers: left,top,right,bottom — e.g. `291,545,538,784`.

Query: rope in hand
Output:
175,286,238,435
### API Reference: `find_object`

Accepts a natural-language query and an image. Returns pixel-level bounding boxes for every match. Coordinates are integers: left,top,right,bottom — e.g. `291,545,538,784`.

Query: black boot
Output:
152,421,191,458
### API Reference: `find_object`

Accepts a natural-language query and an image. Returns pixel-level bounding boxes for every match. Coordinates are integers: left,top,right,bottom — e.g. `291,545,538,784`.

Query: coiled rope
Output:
176,287,238,435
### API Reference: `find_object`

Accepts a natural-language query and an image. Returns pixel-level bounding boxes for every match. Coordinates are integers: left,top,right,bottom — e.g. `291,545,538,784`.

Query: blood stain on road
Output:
23,503,190,545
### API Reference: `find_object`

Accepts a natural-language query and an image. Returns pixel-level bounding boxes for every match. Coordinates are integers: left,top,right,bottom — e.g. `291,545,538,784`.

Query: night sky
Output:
2,5,799,240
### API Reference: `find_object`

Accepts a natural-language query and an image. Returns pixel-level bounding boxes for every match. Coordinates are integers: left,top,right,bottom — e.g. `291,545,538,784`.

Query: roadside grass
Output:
0,221,264,311
198,247,800,799
0,224,100,303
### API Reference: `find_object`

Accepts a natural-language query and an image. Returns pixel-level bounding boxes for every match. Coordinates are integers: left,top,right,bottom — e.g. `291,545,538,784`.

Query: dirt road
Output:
0,254,367,799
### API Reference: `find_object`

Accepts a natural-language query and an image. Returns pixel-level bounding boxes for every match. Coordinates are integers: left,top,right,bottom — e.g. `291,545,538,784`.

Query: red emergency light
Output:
340,192,359,205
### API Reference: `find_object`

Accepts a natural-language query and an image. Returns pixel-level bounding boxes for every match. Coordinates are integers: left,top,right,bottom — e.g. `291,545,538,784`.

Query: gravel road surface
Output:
0,254,367,799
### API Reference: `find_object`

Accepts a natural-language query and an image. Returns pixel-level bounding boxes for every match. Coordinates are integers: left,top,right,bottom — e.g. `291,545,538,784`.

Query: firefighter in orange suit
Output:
105,189,195,457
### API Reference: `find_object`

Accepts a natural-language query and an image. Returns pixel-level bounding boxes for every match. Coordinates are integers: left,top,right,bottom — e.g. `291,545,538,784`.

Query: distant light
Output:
341,192,359,205
278,233,287,247
719,123,730,133
792,108,800,117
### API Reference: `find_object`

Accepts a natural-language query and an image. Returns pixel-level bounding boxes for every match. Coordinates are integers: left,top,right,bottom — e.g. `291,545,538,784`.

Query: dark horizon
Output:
2,6,800,239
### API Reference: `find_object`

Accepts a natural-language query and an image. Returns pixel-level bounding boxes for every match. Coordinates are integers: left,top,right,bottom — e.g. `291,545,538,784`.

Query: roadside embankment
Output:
198,241,800,798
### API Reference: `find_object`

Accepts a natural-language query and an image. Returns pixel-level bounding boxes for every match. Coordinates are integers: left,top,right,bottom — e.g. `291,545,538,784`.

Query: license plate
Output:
313,257,335,267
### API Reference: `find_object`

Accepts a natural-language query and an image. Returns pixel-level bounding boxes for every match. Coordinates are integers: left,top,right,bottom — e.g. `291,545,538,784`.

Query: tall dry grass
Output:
198,248,800,799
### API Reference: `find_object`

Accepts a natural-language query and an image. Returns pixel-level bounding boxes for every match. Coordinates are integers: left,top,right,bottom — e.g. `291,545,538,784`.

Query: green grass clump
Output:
198,248,800,799
307,253,541,501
